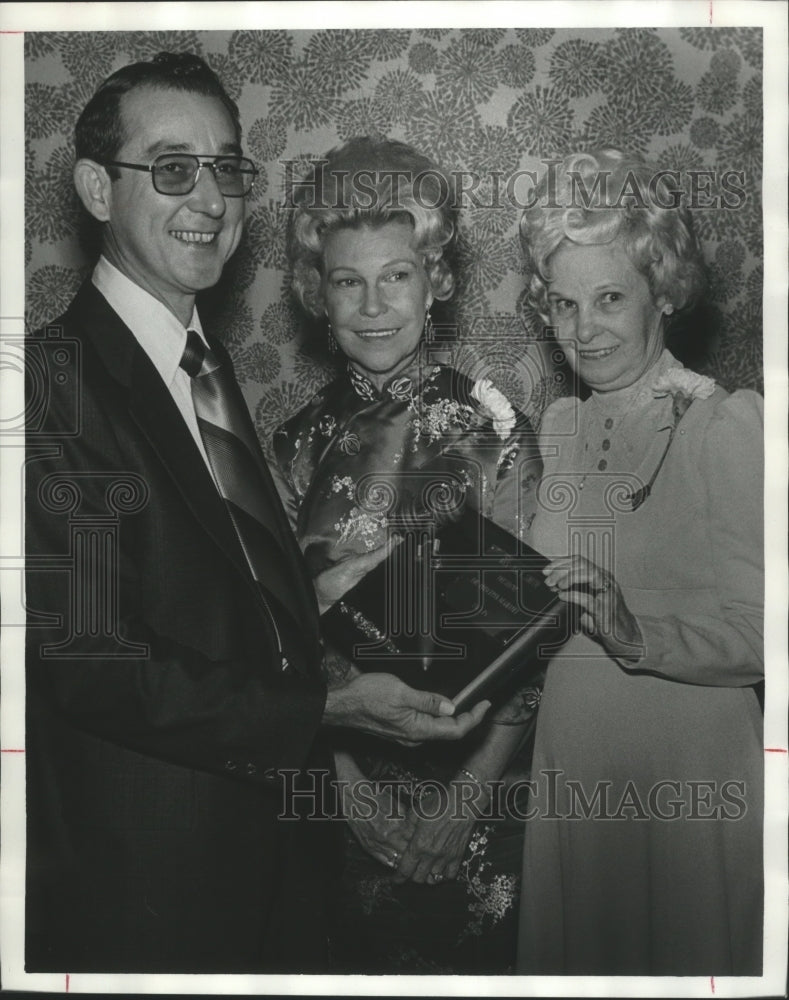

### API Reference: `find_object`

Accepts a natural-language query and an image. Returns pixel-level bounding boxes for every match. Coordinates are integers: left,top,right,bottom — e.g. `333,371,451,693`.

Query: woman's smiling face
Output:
547,236,669,393
321,218,433,389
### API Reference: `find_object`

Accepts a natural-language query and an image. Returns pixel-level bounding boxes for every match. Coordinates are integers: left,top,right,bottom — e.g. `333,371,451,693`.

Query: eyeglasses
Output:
101,153,258,197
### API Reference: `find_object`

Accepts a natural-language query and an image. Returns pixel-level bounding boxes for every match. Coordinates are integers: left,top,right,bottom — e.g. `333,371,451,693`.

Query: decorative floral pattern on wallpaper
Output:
25,27,763,453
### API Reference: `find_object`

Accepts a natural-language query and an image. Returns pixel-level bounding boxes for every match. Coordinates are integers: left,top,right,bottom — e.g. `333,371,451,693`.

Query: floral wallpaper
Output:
25,27,763,454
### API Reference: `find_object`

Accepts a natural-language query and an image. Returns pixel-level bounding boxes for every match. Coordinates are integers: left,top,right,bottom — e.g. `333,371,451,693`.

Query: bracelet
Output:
458,767,491,802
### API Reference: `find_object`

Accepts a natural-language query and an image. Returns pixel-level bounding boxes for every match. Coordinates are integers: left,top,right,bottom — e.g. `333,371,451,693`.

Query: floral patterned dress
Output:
274,360,542,974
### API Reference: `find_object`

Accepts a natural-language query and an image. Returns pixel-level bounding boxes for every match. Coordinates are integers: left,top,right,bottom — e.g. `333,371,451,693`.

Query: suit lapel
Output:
72,283,318,646
208,337,320,639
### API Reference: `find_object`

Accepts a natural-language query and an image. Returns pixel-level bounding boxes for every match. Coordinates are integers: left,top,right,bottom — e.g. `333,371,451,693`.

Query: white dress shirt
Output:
92,256,213,474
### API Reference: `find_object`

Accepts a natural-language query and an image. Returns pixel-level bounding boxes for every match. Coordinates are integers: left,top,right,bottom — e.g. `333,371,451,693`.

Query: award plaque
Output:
320,507,570,711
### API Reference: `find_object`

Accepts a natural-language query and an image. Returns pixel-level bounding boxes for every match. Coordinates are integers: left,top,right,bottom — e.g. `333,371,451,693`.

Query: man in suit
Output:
24,52,487,975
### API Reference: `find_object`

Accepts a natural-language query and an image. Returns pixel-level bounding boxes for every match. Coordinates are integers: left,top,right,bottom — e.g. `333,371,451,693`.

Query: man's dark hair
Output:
75,51,242,177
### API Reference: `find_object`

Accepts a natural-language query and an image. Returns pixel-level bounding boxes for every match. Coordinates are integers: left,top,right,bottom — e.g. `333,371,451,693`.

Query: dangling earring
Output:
327,321,338,354
423,308,434,341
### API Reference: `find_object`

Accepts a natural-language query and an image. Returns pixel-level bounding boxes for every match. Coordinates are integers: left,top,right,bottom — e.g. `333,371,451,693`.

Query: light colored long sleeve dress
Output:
517,349,764,976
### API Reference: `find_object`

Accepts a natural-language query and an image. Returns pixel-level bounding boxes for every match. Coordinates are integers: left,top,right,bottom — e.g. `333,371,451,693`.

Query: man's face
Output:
101,86,245,324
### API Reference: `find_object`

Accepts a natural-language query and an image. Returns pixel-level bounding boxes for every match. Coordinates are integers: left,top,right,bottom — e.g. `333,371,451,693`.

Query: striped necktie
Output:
180,330,306,662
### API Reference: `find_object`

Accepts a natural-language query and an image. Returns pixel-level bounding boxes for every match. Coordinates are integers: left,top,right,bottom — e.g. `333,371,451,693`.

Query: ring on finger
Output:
385,849,400,868
430,871,444,883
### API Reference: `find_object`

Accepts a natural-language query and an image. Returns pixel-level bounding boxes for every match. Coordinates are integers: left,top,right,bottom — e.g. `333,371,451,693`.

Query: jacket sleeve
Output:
622,390,764,686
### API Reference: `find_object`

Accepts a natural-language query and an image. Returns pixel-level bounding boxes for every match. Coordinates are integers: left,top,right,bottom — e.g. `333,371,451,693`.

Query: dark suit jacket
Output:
24,281,339,974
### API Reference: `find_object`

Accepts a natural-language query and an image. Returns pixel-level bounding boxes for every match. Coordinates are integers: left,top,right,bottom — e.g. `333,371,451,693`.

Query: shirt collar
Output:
92,256,205,388
346,359,442,403
588,348,681,416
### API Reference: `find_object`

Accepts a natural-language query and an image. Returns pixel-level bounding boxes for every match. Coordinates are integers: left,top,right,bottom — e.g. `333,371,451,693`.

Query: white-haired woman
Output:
517,149,763,976
274,137,543,973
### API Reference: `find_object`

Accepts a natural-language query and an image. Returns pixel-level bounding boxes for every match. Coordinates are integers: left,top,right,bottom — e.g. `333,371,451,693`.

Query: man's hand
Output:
322,673,490,745
313,538,400,615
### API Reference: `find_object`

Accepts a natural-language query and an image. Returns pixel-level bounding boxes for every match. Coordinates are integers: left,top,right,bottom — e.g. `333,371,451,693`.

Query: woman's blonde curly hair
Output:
519,148,707,321
289,136,458,316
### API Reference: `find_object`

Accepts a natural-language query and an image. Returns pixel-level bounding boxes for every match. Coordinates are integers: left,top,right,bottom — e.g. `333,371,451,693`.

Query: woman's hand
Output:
313,537,400,614
343,782,412,870
392,784,479,885
544,555,643,662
